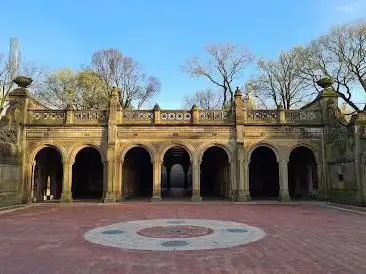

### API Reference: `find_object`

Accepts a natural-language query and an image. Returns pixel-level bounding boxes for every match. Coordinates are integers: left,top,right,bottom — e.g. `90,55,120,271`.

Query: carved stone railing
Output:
73,110,107,122
247,110,278,121
199,110,232,122
285,110,319,122
160,110,192,122
28,110,66,123
123,110,154,122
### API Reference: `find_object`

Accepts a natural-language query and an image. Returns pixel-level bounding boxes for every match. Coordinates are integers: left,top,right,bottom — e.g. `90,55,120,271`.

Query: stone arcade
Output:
1,78,366,206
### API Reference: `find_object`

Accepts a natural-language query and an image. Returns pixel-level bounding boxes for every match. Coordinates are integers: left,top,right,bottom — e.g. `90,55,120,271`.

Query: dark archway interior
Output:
289,147,318,199
122,147,152,199
249,146,279,199
201,146,230,198
33,147,63,202
162,146,192,198
72,147,103,200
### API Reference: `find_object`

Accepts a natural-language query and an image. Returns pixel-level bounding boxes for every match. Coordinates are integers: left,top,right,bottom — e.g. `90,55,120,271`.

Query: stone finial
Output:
316,77,334,89
153,103,160,111
111,86,119,97
191,104,198,111
13,76,33,88
234,86,242,97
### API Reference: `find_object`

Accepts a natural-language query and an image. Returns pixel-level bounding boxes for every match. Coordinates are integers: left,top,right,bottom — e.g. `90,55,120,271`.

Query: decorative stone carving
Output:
160,111,191,120
247,110,277,120
0,125,18,144
74,111,106,121
199,110,230,121
123,111,153,121
31,110,66,120
285,110,318,121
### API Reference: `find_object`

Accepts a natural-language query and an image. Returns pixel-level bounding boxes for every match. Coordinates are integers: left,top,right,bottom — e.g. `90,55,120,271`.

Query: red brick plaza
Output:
0,203,366,274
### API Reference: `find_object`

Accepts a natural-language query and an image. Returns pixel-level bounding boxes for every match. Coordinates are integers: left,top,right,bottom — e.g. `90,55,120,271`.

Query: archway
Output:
200,146,230,199
122,147,152,199
72,147,103,200
249,146,279,199
288,146,318,199
32,147,63,202
162,146,192,198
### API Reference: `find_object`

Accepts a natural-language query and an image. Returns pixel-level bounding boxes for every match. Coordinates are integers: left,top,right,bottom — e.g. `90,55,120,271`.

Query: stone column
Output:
60,161,73,203
30,161,36,202
103,146,117,203
191,159,202,202
151,159,162,201
279,159,291,201
307,164,313,195
114,159,123,201
235,147,250,201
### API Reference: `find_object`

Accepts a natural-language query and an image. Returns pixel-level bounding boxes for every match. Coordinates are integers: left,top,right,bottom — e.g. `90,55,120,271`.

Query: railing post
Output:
191,104,199,124
65,104,73,124
153,103,160,124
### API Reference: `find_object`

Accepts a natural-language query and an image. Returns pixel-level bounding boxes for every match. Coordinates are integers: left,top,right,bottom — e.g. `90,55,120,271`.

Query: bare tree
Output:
183,89,222,109
299,22,366,111
183,44,254,108
252,48,315,109
90,48,160,109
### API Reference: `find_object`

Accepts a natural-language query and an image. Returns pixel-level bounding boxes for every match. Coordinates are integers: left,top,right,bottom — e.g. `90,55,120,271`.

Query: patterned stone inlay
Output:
226,228,248,233
84,219,266,251
101,229,124,235
136,225,214,238
161,240,189,247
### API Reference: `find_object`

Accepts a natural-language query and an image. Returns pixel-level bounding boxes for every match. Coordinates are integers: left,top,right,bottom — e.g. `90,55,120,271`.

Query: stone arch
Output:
120,143,154,163
68,144,105,164
198,142,232,163
30,143,65,164
288,143,320,199
30,144,64,202
288,143,321,165
247,142,280,162
159,142,195,163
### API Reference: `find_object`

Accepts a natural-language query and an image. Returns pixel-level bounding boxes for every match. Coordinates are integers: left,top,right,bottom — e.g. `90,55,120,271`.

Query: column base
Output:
103,192,118,203
191,195,202,202
21,196,32,204
232,190,251,202
280,191,291,201
150,195,162,202
60,192,73,203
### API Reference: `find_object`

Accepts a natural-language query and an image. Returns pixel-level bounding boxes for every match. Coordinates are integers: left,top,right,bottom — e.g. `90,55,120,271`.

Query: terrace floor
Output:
0,202,365,274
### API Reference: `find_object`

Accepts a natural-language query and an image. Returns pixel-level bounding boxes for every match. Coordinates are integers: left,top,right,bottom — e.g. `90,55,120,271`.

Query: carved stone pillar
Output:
60,161,73,203
114,159,123,201
235,146,250,202
307,164,313,195
103,146,117,203
191,159,202,202
279,159,291,201
151,159,162,201
30,161,36,202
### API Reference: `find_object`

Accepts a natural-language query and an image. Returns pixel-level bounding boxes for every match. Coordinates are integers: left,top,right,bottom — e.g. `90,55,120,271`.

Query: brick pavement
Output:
0,203,365,274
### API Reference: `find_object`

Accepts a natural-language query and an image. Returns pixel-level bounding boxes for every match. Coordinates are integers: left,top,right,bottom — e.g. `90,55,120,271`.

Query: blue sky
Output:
1,0,366,108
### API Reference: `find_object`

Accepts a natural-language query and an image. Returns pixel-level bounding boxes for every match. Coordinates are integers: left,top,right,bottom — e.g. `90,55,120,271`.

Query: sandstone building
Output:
1,78,365,206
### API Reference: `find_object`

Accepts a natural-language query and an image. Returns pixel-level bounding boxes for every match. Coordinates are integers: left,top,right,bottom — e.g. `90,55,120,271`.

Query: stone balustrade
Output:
26,108,321,125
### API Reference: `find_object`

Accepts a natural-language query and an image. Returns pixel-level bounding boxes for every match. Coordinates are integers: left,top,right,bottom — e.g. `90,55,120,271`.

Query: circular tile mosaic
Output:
84,219,266,251
136,225,214,238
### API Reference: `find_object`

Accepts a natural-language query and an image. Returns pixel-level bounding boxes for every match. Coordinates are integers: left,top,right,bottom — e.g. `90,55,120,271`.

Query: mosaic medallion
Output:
137,225,214,238
84,219,266,251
